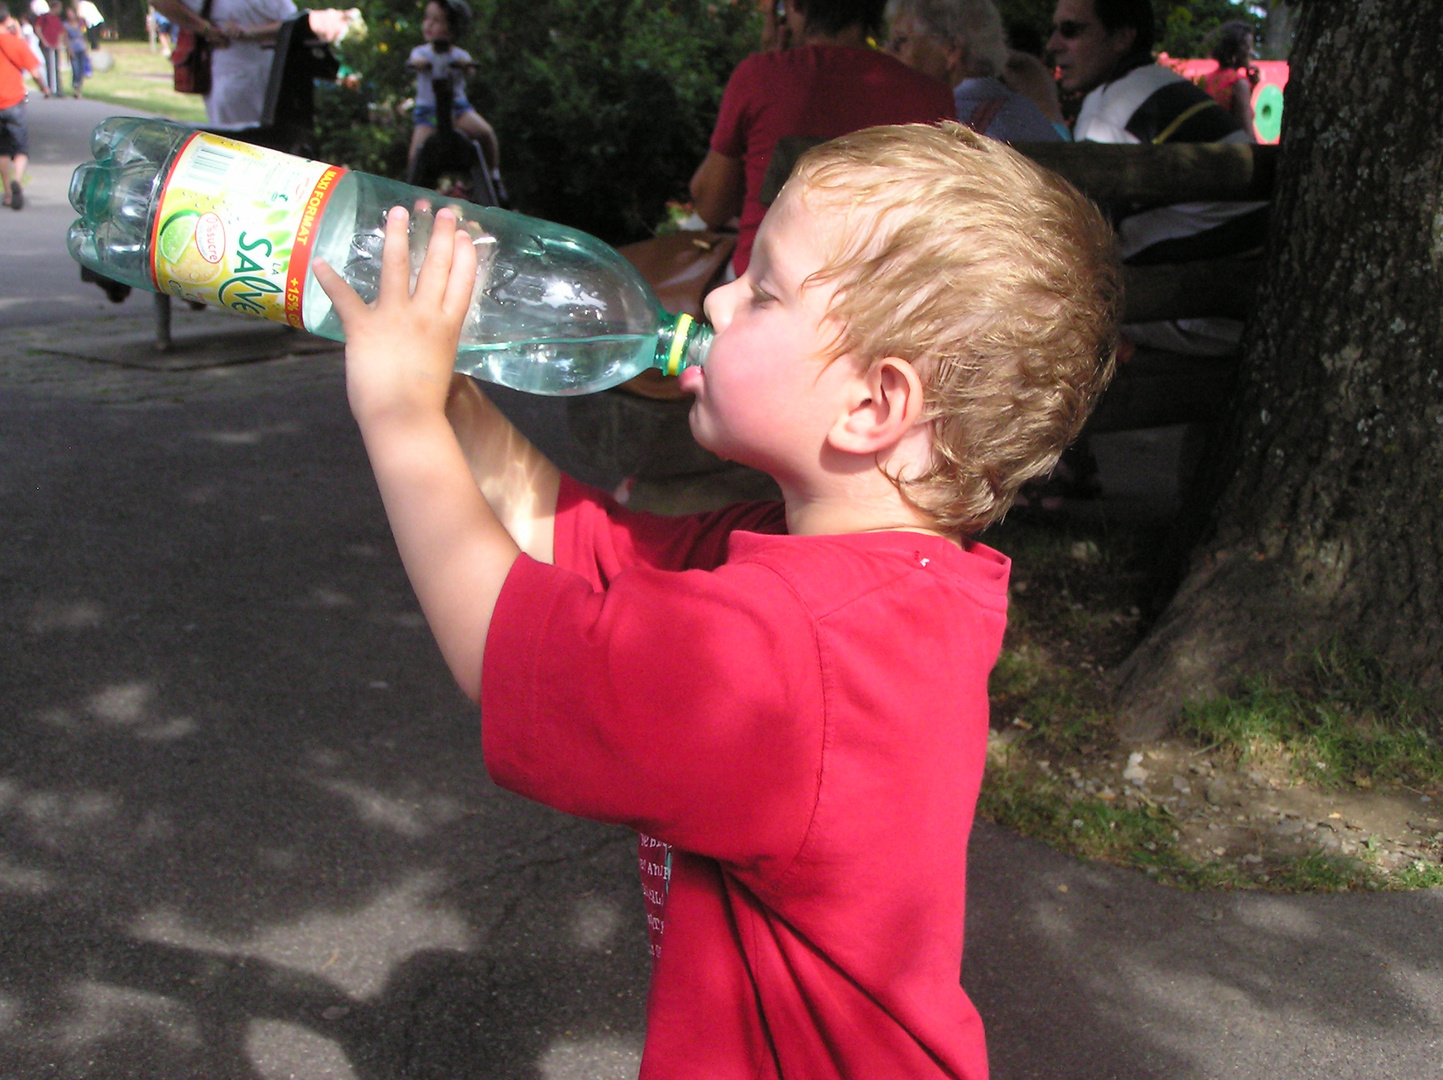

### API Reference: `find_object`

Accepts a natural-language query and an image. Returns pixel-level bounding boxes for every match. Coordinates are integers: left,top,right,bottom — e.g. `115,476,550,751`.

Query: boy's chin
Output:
685,410,731,464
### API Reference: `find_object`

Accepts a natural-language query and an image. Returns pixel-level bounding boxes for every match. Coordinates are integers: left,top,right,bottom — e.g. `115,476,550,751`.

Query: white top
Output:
408,42,472,109
1074,63,1256,258
1075,63,1260,356
182,0,298,129
77,0,104,28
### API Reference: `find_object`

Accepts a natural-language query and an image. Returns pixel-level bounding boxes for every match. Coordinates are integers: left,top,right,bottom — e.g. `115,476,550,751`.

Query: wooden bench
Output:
760,136,1279,436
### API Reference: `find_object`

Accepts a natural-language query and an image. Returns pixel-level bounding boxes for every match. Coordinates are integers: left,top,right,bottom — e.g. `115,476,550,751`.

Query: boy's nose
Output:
703,280,735,331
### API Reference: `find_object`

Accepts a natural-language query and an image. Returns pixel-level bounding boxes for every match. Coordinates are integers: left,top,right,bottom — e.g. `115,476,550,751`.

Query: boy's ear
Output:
828,356,926,455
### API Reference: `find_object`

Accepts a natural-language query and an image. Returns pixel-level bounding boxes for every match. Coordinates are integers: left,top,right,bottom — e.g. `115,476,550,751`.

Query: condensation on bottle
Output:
67,117,712,396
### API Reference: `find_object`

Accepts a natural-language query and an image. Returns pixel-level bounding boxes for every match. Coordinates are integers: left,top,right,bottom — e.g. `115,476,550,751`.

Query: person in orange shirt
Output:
0,2,51,209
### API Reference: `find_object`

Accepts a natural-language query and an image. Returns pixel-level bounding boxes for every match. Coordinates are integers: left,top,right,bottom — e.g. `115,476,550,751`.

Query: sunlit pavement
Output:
2,93,1441,1080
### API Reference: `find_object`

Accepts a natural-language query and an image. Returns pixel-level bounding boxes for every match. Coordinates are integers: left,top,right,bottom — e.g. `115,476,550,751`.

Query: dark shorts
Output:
412,99,472,128
0,102,27,158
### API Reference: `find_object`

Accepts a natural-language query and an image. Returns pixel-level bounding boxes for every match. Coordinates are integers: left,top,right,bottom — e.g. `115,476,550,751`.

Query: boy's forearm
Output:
359,405,519,702
445,375,559,564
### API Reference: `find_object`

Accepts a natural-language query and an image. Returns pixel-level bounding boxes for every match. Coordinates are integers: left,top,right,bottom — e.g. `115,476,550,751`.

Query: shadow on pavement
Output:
1,366,649,1079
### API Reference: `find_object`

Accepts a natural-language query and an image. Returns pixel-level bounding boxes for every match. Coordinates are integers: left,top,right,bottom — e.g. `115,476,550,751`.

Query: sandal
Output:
9,180,23,211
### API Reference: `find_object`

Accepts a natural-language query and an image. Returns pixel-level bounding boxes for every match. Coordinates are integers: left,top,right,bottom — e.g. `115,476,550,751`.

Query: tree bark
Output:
1114,2,1443,740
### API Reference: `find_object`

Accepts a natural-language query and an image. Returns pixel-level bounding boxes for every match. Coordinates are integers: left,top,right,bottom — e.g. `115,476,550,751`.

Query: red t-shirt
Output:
709,45,956,273
0,30,43,110
482,478,1007,1079
34,12,66,49
1204,66,1246,111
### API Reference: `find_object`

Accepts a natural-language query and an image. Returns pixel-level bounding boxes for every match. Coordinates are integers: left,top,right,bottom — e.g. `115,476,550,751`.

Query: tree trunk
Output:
1262,1,1295,60
1114,2,1443,740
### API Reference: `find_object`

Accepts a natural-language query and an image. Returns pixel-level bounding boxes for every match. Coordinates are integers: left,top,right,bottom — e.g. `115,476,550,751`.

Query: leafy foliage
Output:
994,0,1266,60
1153,0,1261,59
314,0,757,243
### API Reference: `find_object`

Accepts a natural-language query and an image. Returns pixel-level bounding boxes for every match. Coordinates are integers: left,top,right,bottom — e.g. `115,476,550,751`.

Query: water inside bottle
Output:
458,335,653,396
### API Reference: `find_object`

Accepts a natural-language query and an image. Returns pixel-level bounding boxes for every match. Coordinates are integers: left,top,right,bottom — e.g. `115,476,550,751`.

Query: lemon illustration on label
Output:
158,209,226,287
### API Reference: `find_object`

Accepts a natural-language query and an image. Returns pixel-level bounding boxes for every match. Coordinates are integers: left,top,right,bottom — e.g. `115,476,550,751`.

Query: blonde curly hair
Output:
792,122,1122,535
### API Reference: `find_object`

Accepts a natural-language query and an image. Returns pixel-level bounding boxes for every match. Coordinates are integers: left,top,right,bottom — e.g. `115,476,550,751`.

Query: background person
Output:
63,1,87,97
151,0,297,130
1001,17,1067,135
0,0,49,210
75,0,99,46
31,0,63,95
884,0,1062,142
406,0,500,179
148,4,174,53
1205,19,1259,140
1048,0,1266,357
690,0,955,275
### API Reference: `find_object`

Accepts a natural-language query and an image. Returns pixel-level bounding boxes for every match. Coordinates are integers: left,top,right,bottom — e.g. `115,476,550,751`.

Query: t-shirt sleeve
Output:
408,43,428,66
3,34,41,73
481,549,822,879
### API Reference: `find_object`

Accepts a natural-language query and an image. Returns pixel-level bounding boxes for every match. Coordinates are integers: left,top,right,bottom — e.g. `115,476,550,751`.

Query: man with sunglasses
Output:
1048,0,1266,357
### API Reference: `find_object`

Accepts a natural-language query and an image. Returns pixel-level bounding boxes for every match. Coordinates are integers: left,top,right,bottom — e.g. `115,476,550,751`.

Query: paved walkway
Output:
2,94,1440,1080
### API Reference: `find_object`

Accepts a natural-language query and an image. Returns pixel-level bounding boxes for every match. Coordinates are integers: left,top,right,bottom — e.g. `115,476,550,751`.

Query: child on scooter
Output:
406,0,500,181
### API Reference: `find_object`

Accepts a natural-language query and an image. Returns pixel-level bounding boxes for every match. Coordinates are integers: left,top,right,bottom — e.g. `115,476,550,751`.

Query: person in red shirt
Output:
31,0,64,95
312,122,1121,1077
1204,20,1260,140
690,0,956,274
0,2,49,209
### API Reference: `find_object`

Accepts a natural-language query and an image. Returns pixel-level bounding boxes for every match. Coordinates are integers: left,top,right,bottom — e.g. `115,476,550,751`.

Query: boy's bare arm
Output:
313,206,514,702
444,376,558,564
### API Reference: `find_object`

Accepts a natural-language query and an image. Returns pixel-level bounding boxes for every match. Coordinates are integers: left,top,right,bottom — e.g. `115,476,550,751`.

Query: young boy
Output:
314,122,1121,1078
1,1,49,210
406,0,500,181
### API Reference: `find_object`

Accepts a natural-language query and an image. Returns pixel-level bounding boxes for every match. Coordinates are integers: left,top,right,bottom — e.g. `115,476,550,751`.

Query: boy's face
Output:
682,186,859,480
422,2,450,41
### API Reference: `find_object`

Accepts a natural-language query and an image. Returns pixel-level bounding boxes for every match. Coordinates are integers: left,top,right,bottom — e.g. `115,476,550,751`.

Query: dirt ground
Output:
991,725,1443,886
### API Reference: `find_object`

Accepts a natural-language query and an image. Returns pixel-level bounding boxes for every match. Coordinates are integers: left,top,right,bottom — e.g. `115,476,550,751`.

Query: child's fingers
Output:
441,227,479,317
414,207,459,305
378,205,413,301
312,258,367,324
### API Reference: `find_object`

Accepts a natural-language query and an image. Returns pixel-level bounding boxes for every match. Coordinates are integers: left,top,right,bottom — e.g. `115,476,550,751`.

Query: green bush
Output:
316,0,757,244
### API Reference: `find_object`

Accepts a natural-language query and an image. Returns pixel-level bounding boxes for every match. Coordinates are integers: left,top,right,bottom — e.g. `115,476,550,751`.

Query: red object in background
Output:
1157,53,1290,144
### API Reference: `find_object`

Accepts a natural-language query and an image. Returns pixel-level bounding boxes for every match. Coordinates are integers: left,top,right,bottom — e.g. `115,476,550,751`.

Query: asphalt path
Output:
2,94,1440,1080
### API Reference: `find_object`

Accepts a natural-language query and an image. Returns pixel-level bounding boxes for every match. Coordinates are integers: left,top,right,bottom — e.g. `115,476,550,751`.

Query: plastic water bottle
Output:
67,117,712,396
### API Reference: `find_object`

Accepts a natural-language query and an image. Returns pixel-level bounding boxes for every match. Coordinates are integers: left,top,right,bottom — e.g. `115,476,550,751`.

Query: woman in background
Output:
1205,20,1259,140
690,0,955,275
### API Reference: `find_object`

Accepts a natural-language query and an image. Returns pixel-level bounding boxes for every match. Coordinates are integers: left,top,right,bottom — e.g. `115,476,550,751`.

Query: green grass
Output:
80,41,207,124
980,519,1443,893
978,759,1441,893
1179,644,1443,791
977,758,1242,890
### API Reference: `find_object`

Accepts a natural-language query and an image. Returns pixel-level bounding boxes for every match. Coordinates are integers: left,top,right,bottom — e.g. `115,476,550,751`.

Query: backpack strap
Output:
967,97,1007,135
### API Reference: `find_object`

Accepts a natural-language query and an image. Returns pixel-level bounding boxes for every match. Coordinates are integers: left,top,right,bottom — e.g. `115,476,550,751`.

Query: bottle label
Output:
150,132,346,328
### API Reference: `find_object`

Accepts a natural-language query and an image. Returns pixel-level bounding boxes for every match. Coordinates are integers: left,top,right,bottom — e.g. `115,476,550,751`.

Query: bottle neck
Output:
652,311,713,377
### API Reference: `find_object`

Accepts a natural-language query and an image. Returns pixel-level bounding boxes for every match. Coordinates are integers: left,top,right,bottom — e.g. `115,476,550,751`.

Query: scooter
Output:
407,67,507,208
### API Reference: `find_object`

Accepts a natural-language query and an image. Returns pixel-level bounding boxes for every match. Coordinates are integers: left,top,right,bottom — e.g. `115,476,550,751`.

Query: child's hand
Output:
313,205,478,428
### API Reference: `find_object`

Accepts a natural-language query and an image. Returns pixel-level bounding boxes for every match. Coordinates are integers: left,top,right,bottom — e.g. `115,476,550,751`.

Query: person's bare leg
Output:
456,111,499,172
0,155,14,205
407,123,434,175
